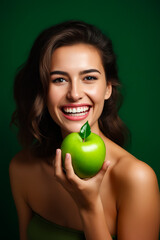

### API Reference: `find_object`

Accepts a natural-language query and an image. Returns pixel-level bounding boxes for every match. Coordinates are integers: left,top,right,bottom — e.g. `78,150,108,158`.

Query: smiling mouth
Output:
62,106,91,117
62,105,91,120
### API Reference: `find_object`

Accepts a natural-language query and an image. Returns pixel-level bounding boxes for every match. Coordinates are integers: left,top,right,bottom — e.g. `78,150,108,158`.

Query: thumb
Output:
102,160,110,171
94,160,110,181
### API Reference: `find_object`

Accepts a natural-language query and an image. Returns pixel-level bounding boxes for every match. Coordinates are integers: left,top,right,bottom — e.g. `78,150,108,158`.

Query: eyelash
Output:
52,75,98,83
84,76,98,81
52,78,66,83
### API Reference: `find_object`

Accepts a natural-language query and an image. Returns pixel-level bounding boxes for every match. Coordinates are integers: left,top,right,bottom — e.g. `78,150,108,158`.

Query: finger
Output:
64,153,80,184
102,160,110,171
64,153,74,179
54,149,66,182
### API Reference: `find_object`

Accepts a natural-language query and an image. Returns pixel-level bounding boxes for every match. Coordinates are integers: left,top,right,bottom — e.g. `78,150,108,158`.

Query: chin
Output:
61,121,89,136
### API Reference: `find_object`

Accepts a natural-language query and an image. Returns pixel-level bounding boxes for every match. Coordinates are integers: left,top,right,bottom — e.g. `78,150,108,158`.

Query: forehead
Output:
50,43,104,71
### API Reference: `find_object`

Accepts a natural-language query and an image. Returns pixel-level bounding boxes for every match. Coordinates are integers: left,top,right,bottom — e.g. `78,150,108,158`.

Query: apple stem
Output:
83,138,85,142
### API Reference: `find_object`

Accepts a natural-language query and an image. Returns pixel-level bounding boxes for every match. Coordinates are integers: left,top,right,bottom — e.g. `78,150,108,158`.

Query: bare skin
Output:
9,44,160,240
9,136,159,240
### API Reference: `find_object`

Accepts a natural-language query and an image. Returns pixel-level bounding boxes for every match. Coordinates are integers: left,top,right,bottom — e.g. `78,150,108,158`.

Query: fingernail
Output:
56,149,60,155
66,153,70,159
104,160,110,168
106,161,110,166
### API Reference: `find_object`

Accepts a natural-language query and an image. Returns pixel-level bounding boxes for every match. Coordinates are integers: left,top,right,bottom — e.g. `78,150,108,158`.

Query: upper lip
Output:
61,103,92,108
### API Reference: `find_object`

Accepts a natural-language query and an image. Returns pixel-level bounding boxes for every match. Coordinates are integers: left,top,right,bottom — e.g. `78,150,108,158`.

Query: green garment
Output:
27,214,117,240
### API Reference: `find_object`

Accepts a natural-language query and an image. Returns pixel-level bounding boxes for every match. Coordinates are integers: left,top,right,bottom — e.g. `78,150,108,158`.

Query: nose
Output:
67,81,83,101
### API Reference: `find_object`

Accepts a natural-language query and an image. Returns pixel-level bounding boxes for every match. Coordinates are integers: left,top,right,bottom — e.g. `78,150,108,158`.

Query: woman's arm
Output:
116,160,160,240
79,196,112,240
9,157,33,240
54,149,112,240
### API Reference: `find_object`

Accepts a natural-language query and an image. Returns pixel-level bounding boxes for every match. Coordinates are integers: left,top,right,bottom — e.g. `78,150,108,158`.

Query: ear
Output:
104,82,112,100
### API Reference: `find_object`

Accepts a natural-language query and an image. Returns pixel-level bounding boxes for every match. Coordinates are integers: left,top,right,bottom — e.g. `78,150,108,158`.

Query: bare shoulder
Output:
102,137,159,191
112,151,158,189
108,143,159,208
9,150,42,215
9,150,31,193
9,149,40,176
105,140,160,238
10,149,27,169
9,150,28,178
9,149,42,195
9,150,39,240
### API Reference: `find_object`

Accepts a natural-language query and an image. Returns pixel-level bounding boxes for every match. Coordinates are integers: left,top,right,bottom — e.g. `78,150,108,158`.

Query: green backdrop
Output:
1,0,160,239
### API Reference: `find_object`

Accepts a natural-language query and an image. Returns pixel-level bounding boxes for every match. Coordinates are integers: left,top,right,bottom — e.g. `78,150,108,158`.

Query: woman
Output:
9,20,159,240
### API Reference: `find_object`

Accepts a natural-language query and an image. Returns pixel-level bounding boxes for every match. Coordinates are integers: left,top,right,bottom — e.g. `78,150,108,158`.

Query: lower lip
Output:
62,109,90,121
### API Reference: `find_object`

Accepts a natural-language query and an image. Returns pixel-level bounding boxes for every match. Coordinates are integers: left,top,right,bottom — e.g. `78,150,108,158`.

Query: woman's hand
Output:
53,149,110,211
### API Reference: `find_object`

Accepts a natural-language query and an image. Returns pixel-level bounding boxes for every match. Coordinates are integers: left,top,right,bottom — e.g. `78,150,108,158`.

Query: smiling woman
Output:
47,43,111,135
9,20,159,240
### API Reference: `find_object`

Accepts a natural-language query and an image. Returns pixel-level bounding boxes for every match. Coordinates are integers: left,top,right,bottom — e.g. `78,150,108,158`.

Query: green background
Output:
1,0,160,239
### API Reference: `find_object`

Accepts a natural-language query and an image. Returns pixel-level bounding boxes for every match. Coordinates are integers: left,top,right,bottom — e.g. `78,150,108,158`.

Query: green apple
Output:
61,121,106,178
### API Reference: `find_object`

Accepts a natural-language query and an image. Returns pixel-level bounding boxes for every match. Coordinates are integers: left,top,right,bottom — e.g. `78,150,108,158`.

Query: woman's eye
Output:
84,76,97,81
52,78,66,83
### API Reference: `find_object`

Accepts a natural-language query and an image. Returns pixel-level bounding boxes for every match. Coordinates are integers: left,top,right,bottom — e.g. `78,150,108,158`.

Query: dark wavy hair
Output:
11,20,129,157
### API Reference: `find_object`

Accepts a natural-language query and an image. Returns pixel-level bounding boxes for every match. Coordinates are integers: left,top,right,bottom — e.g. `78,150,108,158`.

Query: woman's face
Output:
47,43,112,137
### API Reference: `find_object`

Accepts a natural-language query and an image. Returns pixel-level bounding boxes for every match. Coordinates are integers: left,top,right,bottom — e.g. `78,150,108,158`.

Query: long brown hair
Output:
11,20,129,157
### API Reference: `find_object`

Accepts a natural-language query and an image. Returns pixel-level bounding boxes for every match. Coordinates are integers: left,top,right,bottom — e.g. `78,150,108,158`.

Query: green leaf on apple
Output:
79,121,91,141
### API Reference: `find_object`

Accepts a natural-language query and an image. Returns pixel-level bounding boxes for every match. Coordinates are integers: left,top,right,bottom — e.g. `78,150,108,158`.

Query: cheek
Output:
47,87,61,107
88,84,107,103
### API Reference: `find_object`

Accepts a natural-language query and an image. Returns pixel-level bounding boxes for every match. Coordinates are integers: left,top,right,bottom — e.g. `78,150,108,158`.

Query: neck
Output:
61,120,101,139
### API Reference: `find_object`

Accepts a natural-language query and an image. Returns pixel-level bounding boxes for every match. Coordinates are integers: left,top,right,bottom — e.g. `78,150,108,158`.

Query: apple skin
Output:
61,132,106,178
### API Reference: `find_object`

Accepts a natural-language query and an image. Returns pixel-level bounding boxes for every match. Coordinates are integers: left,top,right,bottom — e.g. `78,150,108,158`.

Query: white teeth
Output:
68,112,87,116
63,106,89,114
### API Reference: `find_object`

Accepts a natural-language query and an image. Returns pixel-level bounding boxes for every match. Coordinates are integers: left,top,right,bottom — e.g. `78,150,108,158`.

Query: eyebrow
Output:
50,69,101,76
